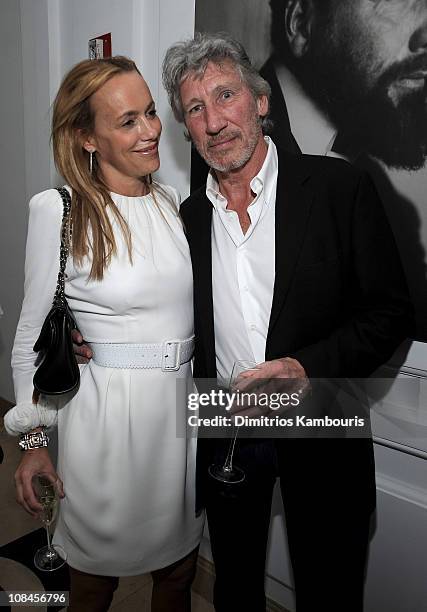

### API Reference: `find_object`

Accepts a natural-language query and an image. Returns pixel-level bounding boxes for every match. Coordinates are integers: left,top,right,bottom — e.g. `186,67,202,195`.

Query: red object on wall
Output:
100,33,112,57
88,33,112,59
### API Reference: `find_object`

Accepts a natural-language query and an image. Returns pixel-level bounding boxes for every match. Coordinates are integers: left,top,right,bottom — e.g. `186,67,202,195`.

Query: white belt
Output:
90,337,195,371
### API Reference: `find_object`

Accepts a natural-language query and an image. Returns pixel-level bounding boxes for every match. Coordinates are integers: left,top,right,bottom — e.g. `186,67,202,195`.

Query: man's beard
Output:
198,130,258,173
192,111,263,173
296,39,427,170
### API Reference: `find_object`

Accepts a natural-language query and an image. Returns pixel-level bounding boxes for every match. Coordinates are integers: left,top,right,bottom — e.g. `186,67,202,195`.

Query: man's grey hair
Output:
162,32,272,132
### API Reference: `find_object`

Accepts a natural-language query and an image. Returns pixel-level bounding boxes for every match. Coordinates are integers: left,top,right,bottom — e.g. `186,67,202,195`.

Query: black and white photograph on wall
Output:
194,0,427,343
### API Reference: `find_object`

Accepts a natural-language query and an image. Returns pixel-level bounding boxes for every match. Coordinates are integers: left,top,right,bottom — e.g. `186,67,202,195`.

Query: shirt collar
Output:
275,61,338,156
206,136,278,210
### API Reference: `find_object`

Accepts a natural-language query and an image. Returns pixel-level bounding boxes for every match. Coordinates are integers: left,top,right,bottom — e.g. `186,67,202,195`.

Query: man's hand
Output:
14,448,65,517
72,329,92,363
230,357,310,418
237,357,307,384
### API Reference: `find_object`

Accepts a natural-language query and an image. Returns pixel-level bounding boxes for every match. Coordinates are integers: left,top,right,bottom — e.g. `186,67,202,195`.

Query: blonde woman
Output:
5,57,203,612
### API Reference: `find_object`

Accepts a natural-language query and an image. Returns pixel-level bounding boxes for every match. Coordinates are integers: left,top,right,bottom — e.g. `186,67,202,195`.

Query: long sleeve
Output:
5,189,64,435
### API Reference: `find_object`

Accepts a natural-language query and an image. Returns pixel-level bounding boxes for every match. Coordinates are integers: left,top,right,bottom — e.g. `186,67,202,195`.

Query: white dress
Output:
7,184,204,576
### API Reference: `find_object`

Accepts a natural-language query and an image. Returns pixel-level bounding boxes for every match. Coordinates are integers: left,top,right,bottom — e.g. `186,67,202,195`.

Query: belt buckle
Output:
162,340,181,372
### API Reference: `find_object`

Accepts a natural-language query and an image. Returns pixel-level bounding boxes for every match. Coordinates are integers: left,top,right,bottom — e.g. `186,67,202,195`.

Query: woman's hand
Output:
72,329,93,363
15,447,65,517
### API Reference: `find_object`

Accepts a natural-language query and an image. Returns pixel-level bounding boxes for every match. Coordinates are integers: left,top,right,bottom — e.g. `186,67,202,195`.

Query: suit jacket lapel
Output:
187,193,216,372
267,149,313,338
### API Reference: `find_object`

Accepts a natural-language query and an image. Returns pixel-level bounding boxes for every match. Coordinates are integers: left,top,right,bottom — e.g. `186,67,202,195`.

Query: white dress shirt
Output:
207,137,278,384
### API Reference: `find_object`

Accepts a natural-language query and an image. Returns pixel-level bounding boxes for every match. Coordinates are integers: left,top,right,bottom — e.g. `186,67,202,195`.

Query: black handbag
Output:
33,187,80,395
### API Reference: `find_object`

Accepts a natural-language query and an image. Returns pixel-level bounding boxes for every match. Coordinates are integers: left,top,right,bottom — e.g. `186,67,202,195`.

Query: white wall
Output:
20,0,57,197
58,0,194,199
156,0,195,198
60,0,136,72
0,0,27,401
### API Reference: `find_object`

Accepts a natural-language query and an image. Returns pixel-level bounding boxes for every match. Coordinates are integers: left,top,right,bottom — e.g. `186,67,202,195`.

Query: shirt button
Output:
250,324,256,331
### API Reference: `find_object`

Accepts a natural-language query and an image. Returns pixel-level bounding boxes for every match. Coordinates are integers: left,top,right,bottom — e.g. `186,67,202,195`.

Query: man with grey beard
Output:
162,32,412,611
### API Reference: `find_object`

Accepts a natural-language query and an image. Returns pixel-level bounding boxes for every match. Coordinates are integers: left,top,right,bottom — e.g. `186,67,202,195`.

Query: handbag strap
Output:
53,187,72,308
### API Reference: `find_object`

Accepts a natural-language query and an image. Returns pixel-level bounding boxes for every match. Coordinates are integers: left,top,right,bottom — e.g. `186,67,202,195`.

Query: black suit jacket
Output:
181,147,412,510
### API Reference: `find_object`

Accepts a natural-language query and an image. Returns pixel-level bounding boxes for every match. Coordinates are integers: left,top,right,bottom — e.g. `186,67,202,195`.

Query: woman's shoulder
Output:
28,186,69,217
152,182,181,210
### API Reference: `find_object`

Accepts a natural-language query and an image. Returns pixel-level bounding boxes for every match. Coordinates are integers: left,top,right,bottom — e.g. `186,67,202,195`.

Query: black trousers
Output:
205,438,375,612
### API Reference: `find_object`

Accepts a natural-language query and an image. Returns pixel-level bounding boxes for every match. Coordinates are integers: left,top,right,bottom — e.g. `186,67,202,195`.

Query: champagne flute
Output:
208,360,260,484
33,476,67,571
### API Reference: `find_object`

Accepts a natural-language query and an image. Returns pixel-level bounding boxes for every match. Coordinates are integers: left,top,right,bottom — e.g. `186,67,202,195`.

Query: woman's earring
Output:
89,151,94,174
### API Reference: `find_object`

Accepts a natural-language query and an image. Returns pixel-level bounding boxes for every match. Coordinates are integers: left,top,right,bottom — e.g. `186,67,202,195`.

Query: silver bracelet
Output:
18,430,49,451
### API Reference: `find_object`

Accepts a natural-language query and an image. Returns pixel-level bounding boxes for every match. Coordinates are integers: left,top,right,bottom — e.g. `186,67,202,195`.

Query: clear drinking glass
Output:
208,360,260,484
33,476,67,571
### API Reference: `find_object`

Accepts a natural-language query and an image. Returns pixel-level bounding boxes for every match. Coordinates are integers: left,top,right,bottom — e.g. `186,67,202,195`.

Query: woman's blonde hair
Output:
52,56,151,280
